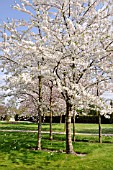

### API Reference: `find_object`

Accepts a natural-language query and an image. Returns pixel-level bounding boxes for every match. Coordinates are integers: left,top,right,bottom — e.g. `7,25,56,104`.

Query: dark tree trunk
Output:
36,75,42,150
50,110,53,140
72,111,76,142
66,101,74,154
49,84,53,140
96,80,102,143
42,113,45,123
99,113,102,143
37,113,42,150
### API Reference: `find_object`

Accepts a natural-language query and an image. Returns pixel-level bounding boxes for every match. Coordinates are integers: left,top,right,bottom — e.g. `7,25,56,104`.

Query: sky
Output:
0,0,113,101
0,1,29,67
0,0,28,22
0,0,28,94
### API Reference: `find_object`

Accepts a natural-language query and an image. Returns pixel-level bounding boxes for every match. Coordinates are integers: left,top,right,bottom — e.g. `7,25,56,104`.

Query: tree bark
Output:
60,113,62,124
37,113,42,150
96,80,102,143
42,113,45,123
72,111,76,142
49,85,53,140
66,101,74,154
99,113,102,143
36,75,42,150
50,110,53,140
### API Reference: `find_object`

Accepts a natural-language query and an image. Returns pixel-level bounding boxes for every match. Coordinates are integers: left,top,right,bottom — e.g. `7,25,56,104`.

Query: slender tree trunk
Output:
72,111,76,142
36,75,42,150
96,80,102,143
42,113,45,123
99,113,102,143
50,84,53,140
72,57,76,142
50,110,53,140
66,101,74,154
60,113,62,124
37,113,42,150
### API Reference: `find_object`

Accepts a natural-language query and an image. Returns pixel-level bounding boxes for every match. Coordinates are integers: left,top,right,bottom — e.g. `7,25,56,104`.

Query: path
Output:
0,129,113,136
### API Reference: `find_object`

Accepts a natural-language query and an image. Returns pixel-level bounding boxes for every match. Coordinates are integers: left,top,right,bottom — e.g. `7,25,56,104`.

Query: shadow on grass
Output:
1,131,113,156
78,128,113,134
0,132,37,153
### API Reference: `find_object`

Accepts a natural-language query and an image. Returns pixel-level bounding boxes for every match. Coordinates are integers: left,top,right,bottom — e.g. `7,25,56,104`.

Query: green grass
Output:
0,121,38,130
0,131,113,170
0,121,113,134
0,122,113,169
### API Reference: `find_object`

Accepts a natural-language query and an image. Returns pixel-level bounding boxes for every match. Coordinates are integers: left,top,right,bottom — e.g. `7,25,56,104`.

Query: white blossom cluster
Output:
0,0,113,117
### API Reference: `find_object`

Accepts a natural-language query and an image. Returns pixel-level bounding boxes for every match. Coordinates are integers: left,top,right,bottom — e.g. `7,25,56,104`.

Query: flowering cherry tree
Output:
0,0,113,154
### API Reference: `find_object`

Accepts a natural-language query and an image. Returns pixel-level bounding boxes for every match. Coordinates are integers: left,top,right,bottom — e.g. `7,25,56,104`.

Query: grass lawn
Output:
0,121,113,134
0,122,113,169
0,132,113,170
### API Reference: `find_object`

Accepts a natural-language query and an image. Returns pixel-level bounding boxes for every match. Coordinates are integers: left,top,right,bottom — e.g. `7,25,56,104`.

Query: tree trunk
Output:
49,85,53,140
42,113,45,123
50,111,53,140
66,101,74,154
99,113,102,143
96,80,102,143
37,113,42,150
72,112,76,142
36,75,42,150
60,113,62,124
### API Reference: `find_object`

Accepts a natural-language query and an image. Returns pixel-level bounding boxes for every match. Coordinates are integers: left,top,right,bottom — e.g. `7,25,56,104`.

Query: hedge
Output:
13,114,113,124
